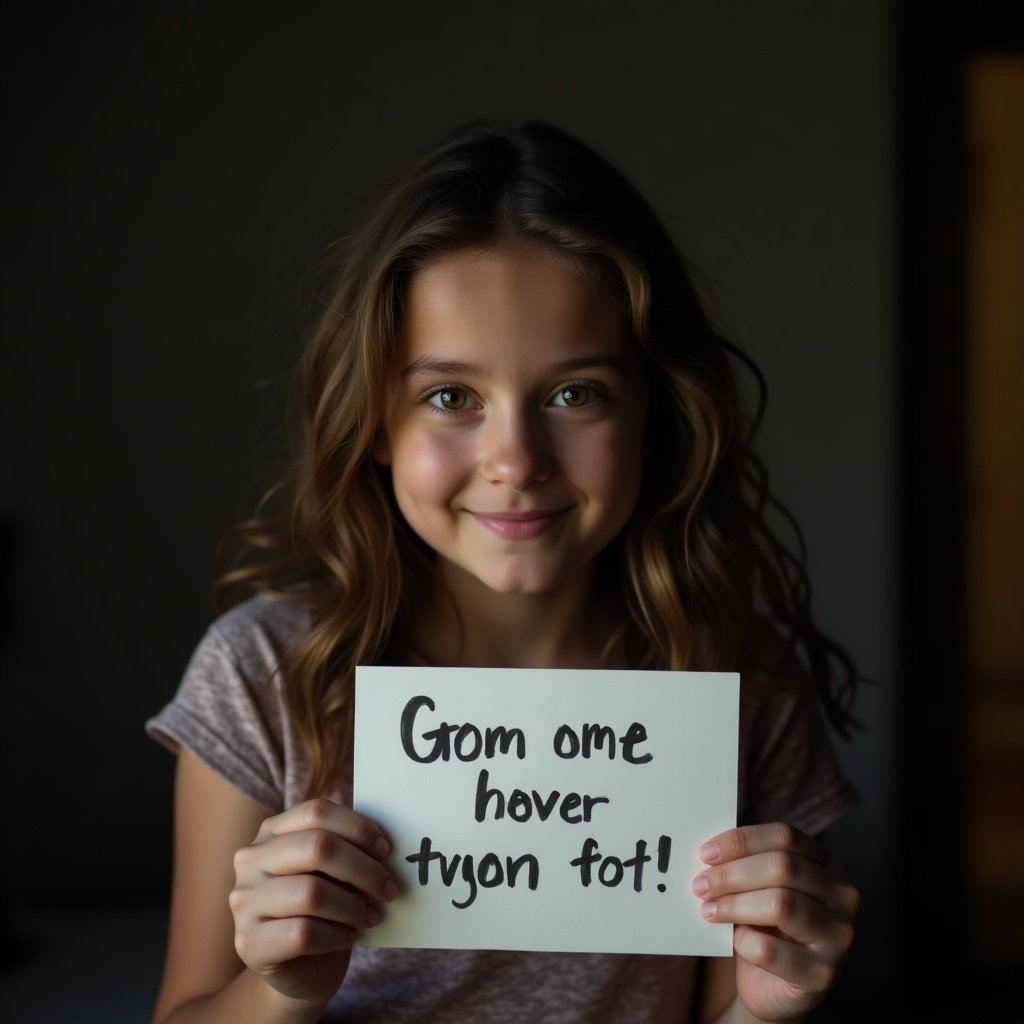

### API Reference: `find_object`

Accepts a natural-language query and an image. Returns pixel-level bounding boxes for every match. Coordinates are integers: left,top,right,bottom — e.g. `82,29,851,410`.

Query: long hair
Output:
214,120,859,798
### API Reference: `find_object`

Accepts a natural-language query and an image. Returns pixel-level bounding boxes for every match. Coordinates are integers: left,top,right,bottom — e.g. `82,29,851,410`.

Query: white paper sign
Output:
354,666,738,956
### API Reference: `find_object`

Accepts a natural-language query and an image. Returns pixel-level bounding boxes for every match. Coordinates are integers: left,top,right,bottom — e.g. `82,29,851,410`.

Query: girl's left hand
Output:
692,823,859,1022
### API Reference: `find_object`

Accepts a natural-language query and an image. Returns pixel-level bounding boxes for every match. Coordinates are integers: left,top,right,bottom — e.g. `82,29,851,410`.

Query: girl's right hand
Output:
228,798,399,1010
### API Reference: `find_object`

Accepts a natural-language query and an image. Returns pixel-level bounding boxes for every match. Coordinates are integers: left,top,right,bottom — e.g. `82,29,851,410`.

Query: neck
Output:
409,561,619,669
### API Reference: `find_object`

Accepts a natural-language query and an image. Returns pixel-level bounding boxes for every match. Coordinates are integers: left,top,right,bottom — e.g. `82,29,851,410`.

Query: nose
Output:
479,407,554,492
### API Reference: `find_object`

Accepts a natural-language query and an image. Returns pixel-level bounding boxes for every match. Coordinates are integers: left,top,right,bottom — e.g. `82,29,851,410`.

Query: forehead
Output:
397,243,630,360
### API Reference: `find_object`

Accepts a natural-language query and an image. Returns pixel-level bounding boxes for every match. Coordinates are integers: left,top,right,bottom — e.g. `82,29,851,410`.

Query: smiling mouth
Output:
468,508,571,540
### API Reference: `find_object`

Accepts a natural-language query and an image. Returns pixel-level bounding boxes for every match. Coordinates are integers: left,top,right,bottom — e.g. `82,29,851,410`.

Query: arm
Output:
152,749,396,1024
694,825,858,1024
152,748,271,1023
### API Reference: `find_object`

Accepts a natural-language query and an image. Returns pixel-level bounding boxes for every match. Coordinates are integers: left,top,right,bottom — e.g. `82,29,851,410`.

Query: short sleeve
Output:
146,596,310,812
737,676,859,837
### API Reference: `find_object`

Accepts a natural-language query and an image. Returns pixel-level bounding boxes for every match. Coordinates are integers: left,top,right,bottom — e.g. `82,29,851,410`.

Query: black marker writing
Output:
400,695,527,763
474,769,610,823
570,837,660,892
552,721,653,764
405,836,540,909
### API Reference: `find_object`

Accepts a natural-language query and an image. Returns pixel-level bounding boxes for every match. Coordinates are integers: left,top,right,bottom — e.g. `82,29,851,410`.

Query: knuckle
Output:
302,798,336,827
729,829,749,859
233,844,255,874
305,829,337,865
297,875,326,912
770,850,798,884
227,887,246,915
768,887,796,920
712,864,730,892
288,916,316,952
234,930,258,964
772,821,797,850
744,930,777,969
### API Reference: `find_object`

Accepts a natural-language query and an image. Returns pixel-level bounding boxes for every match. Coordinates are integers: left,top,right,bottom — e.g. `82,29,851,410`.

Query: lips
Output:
468,507,571,540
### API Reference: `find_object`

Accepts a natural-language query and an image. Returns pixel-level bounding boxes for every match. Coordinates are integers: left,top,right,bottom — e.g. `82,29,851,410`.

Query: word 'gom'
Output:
399,695,653,765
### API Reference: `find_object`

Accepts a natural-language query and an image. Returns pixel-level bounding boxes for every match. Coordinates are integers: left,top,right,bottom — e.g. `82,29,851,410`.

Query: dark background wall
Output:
0,0,896,1013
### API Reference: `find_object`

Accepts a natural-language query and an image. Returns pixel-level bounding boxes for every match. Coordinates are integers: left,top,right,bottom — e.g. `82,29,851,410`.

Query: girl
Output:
148,120,860,1024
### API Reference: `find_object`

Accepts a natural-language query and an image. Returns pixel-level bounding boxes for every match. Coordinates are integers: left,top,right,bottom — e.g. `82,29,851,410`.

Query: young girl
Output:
147,120,860,1024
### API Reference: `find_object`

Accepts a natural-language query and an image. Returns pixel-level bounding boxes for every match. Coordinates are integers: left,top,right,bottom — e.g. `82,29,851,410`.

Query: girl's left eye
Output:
550,383,602,409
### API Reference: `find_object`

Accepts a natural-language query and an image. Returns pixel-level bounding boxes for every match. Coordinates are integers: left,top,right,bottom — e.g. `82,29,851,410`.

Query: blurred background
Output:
1,1,1021,1020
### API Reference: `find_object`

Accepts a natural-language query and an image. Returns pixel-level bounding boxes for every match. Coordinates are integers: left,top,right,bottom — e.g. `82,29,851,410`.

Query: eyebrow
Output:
400,354,632,380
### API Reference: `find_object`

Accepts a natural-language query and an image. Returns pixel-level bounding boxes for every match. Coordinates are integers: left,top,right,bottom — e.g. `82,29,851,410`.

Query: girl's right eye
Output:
425,387,478,413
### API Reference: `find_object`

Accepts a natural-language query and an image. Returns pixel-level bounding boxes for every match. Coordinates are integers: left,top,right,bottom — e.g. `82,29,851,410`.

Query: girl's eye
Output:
426,387,477,412
551,383,601,409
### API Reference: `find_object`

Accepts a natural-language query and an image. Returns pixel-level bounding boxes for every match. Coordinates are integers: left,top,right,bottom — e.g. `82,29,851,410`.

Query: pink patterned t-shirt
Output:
147,594,858,1023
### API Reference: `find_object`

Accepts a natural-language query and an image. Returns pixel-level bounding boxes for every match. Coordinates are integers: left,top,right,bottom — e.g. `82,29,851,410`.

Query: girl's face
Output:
376,243,647,599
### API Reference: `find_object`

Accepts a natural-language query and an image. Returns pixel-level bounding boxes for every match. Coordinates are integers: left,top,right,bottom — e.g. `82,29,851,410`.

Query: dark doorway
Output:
901,3,1023,1016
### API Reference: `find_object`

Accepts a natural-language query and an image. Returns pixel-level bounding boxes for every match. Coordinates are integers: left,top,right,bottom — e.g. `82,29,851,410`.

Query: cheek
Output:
390,430,471,507
558,422,645,501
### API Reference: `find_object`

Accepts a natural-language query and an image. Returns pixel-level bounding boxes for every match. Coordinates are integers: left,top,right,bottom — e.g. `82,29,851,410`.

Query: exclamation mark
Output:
656,835,671,892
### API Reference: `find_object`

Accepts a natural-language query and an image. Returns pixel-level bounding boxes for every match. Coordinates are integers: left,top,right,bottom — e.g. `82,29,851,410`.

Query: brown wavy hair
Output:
213,120,859,798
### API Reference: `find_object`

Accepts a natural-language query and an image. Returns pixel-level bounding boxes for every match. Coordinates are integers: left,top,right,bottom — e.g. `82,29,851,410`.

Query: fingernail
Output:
699,842,720,863
692,873,710,897
381,878,399,902
374,836,390,858
365,905,382,926
700,900,718,921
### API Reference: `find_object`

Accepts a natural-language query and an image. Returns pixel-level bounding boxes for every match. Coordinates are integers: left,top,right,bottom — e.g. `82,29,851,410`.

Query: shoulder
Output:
204,591,313,677
146,591,316,811
179,591,314,734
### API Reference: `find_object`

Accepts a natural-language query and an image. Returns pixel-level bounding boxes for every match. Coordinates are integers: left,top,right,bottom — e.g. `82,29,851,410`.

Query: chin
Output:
476,574,552,595
476,563,579,597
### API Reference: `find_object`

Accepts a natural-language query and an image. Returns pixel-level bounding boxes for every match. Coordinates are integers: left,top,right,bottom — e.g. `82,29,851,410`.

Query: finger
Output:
231,872,383,931
693,849,856,914
700,823,840,874
701,887,855,957
235,915,359,971
255,799,391,860
732,924,841,995
234,829,398,904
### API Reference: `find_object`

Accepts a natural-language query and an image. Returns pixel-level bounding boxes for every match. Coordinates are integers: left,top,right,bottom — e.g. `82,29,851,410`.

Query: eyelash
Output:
419,380,607,416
